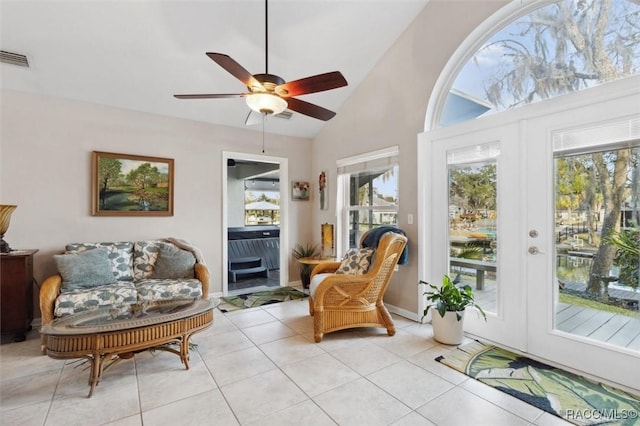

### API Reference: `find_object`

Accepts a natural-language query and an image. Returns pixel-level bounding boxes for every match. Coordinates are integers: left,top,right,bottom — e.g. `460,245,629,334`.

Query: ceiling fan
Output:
174,0,348,122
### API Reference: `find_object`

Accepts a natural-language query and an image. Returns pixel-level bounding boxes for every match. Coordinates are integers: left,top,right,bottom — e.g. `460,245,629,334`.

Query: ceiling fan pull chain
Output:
262,114,266,153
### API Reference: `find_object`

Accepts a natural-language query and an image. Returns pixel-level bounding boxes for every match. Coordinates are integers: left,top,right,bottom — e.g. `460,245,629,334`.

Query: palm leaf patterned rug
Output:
436,341,640,425
218,286,307,312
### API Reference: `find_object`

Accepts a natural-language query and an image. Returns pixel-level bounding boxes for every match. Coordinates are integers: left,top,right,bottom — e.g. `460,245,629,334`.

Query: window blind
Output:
337,146,399,175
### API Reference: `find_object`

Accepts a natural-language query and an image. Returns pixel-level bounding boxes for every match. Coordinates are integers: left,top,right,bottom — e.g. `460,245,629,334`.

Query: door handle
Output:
528,246,544,255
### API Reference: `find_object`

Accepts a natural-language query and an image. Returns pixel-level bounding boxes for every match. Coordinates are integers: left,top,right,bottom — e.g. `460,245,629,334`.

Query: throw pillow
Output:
151,243,196,279
133,240,162,280
65,242,134,281
54,247,117,292
335,247,375,275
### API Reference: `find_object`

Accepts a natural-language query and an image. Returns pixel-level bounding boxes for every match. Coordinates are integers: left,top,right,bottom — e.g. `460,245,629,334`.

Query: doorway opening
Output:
223,152,288,296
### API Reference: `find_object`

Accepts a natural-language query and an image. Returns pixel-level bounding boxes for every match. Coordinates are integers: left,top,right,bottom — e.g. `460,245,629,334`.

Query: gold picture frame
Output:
321,223,334,258
91,151,174,216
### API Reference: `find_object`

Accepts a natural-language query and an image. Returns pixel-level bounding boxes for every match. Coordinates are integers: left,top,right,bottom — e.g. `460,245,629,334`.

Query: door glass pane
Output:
554,145,640,348
448,147,498,313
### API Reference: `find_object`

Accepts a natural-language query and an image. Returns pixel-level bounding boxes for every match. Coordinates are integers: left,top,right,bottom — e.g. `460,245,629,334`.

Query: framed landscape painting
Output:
91,151,174,216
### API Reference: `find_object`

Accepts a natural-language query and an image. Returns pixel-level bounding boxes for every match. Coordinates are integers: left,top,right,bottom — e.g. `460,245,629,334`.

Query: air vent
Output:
275,110,292,120
0,50,29,67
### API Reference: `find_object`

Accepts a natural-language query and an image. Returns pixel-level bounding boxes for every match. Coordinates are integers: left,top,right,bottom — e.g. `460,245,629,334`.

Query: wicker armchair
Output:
308,231,407,342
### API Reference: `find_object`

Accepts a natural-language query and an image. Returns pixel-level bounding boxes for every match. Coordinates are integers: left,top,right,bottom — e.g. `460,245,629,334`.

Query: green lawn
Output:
559,292,640,319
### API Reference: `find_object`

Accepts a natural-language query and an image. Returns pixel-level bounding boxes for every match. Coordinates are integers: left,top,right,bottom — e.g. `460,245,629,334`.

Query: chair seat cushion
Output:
309,273,333,298
135,278,203,302
54,281,137,317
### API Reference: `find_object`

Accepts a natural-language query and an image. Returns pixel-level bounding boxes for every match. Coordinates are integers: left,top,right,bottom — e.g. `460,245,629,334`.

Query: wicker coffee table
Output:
40,298,215,397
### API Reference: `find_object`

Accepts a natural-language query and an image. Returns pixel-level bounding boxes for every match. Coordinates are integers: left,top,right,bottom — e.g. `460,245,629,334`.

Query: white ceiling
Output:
1,0,429,138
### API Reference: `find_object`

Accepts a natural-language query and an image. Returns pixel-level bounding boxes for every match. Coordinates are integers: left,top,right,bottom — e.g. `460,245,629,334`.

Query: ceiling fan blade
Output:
286,97,336,121
245,110,262,126
174,93,245,99
277,71,348,97
206,53,264,90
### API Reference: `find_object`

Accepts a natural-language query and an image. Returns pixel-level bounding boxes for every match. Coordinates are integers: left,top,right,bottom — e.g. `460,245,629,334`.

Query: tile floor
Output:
0,297,574,426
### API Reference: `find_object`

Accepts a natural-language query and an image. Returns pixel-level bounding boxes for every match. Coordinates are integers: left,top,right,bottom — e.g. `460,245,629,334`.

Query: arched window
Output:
438,0,640,128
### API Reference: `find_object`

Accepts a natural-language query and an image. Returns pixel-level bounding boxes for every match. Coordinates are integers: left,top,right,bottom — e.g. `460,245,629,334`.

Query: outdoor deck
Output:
556,302,640,350
458,275,640,350
557,280,640,349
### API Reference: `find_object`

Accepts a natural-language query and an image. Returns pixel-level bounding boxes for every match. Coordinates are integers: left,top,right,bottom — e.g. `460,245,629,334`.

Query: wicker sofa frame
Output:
39,242,210,328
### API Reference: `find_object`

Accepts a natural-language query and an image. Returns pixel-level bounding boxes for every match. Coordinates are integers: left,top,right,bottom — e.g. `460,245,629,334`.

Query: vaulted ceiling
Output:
1,1,429,138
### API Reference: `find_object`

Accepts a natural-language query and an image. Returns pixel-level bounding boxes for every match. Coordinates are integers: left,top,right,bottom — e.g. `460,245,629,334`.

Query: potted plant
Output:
420,274,486,345
292,243,320,289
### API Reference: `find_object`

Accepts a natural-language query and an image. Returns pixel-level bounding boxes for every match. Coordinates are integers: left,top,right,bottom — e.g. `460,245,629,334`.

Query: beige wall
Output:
312,1,508,317
0,90,314,309
1,0,510,320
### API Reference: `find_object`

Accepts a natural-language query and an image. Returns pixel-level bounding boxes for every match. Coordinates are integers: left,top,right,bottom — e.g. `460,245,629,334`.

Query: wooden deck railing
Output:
450,257,497,290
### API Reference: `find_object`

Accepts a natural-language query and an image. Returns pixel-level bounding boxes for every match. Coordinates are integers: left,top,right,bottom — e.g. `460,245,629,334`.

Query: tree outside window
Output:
443,0,640,126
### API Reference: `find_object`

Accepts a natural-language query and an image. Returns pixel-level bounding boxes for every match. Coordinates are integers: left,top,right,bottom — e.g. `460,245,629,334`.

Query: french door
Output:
421,76,640,390
524,91,640,391
423,122,526,351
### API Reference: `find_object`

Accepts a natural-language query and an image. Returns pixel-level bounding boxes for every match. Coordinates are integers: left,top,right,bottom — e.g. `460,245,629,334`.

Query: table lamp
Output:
0,205,17,253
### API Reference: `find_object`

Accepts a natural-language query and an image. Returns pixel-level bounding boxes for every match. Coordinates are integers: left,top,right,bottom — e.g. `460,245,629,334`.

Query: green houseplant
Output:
420,274,486,345
292,243,320,289
606,227,639,290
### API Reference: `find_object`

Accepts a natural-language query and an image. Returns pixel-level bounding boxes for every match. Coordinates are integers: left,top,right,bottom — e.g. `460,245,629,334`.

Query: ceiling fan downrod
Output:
264,0,268,75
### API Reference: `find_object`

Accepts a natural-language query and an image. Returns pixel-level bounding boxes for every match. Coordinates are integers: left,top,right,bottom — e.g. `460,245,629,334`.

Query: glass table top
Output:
42,298,217,335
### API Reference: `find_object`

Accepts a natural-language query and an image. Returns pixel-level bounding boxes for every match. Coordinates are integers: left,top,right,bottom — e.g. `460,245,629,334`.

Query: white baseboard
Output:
386,304,421,322
207,287,419,323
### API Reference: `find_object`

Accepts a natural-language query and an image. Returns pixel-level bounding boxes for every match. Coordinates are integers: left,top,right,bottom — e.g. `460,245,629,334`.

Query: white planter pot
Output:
431,310,465,345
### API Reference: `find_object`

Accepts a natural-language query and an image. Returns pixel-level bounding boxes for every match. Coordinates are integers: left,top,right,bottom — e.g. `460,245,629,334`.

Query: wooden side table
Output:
297,256,339,289
298,256,339,266
1,249,38,343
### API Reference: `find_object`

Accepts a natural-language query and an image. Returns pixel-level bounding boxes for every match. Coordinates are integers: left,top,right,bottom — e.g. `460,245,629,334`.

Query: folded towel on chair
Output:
361,226,409,265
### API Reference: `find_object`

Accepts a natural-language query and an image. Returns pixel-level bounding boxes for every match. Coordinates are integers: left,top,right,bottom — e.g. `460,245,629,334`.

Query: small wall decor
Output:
291,181,310,201
321,223,334,258
91,151,174,216
319,171,328,210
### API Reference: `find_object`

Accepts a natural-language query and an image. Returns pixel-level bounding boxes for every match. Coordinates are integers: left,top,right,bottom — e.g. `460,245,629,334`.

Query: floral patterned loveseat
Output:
39,238,210,327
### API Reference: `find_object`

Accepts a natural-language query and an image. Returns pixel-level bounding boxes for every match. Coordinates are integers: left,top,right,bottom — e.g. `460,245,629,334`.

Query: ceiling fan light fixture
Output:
246,92,287,115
